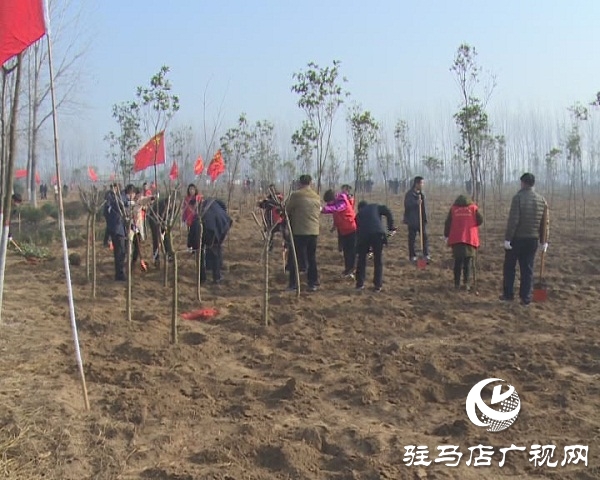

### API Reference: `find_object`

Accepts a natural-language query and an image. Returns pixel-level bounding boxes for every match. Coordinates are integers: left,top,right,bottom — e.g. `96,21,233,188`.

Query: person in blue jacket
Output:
197,198,233,284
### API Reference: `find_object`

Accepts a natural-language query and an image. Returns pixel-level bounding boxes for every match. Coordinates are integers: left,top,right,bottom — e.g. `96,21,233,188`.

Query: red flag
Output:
194,155,204,175
14,169,27,179
169,162,178,180
207,149,225,181
35,171,41,185
0,0,46,66
133,131,165,172
88,166,98,182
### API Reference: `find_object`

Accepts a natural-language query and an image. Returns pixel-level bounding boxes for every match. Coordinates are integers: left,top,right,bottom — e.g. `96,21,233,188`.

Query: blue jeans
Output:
503,238,538,302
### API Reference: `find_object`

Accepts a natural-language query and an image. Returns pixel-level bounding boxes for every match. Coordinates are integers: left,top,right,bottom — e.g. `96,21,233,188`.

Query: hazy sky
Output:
58,0,600,167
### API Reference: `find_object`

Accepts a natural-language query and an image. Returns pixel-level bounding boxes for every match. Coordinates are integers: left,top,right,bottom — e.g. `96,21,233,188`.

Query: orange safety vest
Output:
447,204,480,248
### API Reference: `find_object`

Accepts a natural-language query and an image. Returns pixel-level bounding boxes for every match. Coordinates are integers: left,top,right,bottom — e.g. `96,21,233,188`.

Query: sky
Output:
55,0,600,170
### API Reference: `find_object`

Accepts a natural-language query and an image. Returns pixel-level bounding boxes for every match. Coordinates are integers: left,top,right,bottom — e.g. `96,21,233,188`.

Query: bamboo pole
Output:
46,34,90,410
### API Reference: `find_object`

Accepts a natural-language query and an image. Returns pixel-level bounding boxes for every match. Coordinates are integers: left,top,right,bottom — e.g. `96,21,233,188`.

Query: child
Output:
443,194,483,291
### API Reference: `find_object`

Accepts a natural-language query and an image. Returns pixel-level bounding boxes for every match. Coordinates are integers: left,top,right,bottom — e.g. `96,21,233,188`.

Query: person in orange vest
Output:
443,194,483,291
321,188,357,278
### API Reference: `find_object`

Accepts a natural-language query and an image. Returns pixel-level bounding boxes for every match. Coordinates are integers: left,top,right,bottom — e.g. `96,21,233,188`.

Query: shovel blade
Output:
533,285,548,302
417,257,427,270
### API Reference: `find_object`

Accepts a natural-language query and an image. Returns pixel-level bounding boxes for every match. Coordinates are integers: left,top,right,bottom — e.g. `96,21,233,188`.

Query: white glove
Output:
540,242,548,253
504,240,512,250
444,237,448,245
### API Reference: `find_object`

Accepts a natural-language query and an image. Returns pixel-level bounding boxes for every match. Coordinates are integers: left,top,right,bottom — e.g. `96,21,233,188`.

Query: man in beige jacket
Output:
285,175,321,291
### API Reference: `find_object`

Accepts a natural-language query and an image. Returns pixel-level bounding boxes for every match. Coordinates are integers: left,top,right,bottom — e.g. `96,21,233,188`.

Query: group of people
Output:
258,172,549,305
103,182,232,285
101,170,549,307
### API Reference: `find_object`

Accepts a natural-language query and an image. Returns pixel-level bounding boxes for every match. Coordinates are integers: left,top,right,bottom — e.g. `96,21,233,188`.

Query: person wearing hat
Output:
285,174,321,291
501,173,549,305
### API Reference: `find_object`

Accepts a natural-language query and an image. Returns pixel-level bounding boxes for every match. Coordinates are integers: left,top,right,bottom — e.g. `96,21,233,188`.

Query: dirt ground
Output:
0,188,599,480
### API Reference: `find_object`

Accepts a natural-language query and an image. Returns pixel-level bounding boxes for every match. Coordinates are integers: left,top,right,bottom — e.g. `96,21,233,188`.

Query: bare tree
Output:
24,0,91,206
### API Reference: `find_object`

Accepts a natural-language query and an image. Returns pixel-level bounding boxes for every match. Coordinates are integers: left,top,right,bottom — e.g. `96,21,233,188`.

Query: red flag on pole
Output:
133,131,165,172
14,169,27,179
169,162,178,180
207,149,225,181
88,166,98,182
0,0,47,66
35,171,41,185
194,155,204,175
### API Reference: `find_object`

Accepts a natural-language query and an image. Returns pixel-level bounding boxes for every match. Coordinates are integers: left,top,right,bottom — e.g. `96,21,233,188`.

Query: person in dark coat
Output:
501,173,549,305
404,176,430,262
198,197,233,284
103,185,115,248
104,186,129,281
355,200,396,292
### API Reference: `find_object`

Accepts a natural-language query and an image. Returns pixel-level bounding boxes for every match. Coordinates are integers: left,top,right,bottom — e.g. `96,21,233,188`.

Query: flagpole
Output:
46,30,90,410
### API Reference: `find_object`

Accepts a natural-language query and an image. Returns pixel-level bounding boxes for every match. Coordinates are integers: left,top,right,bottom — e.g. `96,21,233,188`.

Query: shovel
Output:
533,250,548,302
416,195,427,270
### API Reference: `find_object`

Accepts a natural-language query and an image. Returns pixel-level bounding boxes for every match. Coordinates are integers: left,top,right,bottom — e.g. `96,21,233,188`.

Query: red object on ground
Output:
181,308,218,321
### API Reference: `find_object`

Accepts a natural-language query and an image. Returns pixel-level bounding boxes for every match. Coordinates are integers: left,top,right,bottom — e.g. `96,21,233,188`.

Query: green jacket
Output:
285,187,321,236
505,187,549,242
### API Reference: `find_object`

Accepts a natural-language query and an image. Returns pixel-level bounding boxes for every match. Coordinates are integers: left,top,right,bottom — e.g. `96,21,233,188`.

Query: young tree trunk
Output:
163,236,169,288
171,251,178,344
196,222,204,302
91,213,97,298
126,233,132,322
0,55,23,326
263,239,270,326
85,214,91,282
283,215,300,297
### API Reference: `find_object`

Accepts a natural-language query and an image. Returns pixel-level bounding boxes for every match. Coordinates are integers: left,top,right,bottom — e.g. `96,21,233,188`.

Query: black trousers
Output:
356,233,385,288
188,217,201,250
408,225,429,258
340,231,357,274
453,256,472,287
200,231,223,283
103,225,110,246
288,235,318,288
131,233,142,265
110,232,126,280
503,237,538,302
148,216,173,261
